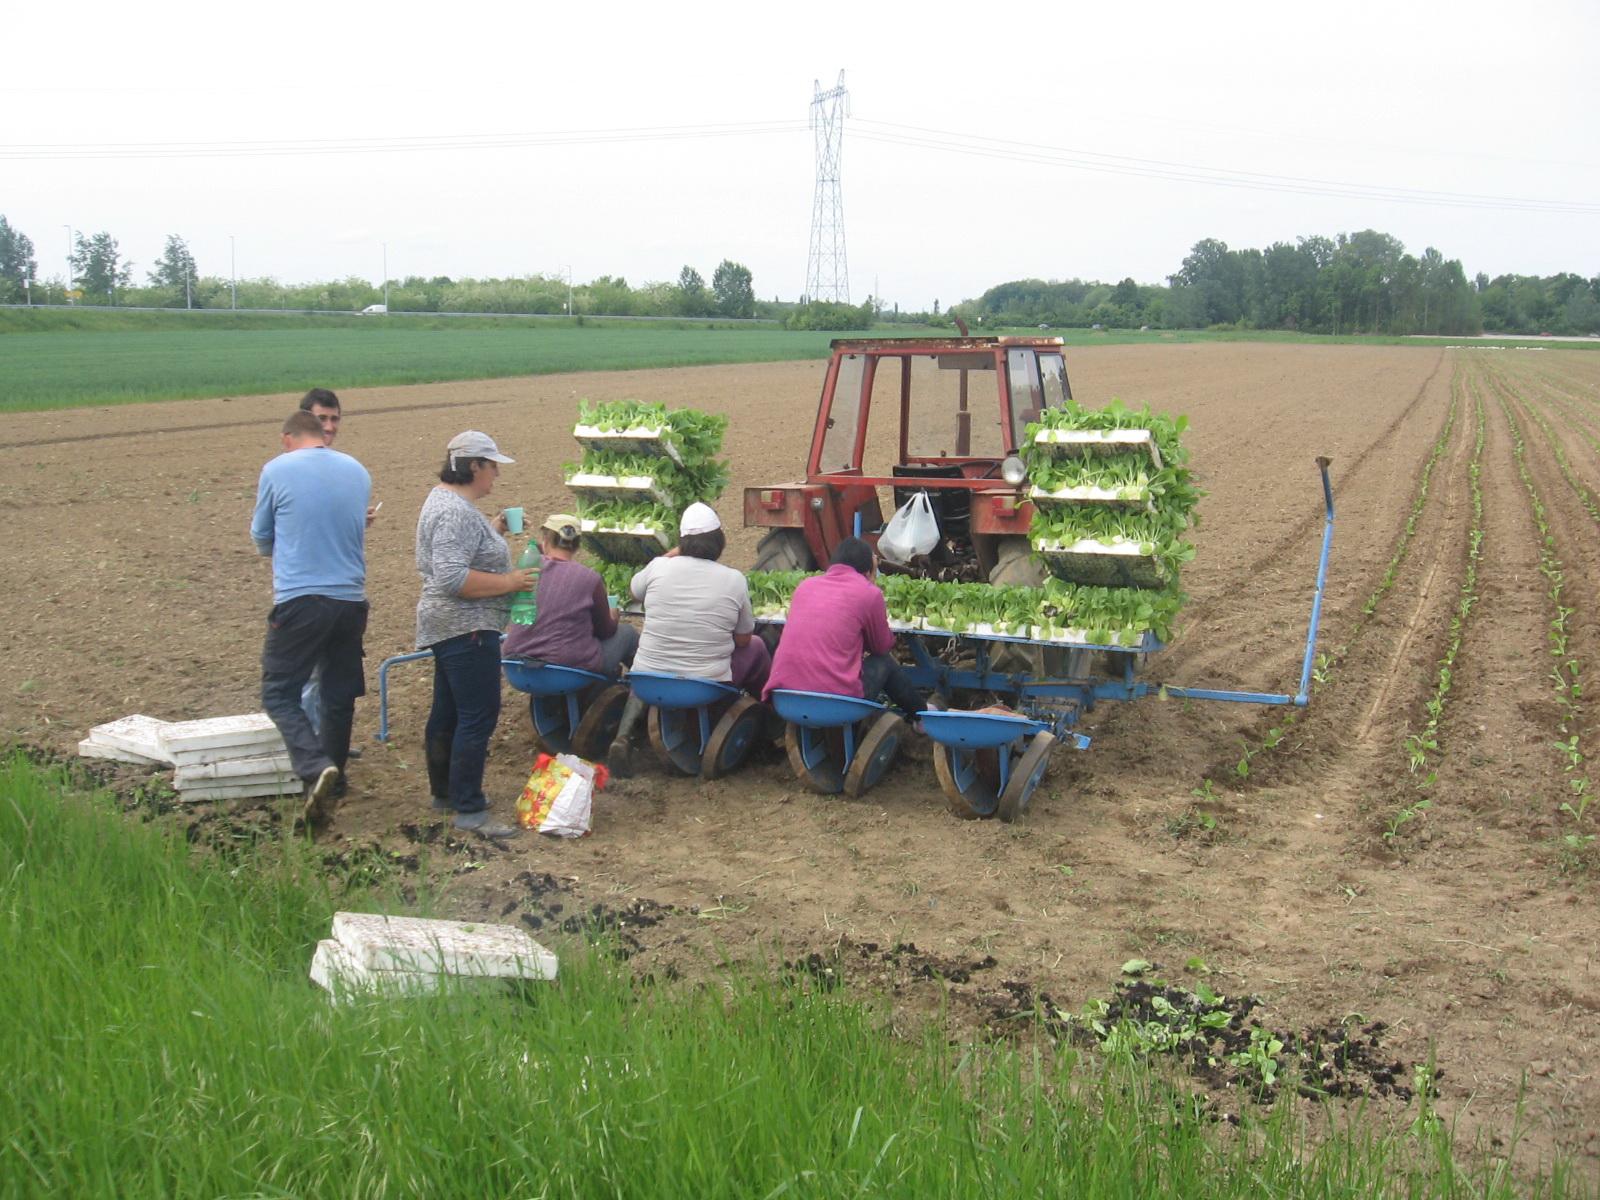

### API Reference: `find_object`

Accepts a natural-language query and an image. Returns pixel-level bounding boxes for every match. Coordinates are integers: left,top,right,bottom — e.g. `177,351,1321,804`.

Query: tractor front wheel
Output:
752,528,817,574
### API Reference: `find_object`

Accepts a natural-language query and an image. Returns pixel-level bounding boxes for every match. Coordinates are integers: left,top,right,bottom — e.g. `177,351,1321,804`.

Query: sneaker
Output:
452,810,521,839
303,765,342,827
607,738,634,779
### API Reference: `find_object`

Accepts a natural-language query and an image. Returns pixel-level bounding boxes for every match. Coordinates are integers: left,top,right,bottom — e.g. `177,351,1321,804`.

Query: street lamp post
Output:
185,265,191,310
382,241,388,311
63,224,74,302
230,235,237,310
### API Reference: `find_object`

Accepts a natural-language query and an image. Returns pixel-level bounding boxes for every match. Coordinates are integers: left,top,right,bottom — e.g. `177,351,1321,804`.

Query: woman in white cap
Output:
414,430,535,838
606,501,769,775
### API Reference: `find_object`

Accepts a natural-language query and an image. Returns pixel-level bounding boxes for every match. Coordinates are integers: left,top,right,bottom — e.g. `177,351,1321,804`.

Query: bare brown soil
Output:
4,344,1599,1165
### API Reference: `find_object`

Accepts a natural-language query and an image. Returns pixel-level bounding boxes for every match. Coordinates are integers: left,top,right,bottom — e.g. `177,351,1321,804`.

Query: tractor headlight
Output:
1000,455,1027,486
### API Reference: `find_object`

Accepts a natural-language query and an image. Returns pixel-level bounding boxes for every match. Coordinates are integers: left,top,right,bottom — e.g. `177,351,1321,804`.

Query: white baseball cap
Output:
446,430,515,468
679,502,722,536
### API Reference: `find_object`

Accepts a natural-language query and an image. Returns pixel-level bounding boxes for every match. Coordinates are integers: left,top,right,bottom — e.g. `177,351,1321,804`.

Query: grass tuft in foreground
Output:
0,755,1587,1197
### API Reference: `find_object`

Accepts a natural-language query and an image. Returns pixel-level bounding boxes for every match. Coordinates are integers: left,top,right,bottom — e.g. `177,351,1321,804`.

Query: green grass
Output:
2,756,1590,1198
0,321,848,412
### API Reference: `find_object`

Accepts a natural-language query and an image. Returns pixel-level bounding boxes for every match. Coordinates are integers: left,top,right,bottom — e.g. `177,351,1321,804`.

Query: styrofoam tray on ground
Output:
82,714,174,764
332,911,559,980
1031,427,1163,469
572,423,684,465
78,738,167,765
566,471,674,506
159,713,284,757
310,939,511,1001
174,778,299,801
174,754,295,786
168,738,286,768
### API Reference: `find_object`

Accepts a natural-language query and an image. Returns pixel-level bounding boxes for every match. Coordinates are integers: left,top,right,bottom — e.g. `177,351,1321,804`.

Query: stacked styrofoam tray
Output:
161,714,293,800
580,519,672,563
1032,537,1165,588
78,714,174,765
1031,427,1163,469
310,912,558,1001
1028,483,1152,509
572,423,684,466
566,471,674,506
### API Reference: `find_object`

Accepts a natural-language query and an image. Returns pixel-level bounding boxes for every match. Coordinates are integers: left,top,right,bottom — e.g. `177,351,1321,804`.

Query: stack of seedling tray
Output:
563,399,730,574
1021,400,1201,592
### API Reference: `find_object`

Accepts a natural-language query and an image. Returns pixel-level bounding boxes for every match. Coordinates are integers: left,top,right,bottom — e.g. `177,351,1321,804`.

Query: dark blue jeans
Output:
261,595,368,783
863,653,925,720
425,630,502,814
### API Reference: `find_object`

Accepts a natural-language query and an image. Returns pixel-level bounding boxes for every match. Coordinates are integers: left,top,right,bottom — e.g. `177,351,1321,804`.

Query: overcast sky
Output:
6,0,1596,310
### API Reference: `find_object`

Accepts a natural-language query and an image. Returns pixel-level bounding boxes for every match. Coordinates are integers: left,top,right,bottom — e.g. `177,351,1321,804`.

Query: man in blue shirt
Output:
251,409,372,829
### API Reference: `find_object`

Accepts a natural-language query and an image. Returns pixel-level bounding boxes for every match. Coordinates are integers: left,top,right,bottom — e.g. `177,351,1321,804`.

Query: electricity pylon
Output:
804,71,850,304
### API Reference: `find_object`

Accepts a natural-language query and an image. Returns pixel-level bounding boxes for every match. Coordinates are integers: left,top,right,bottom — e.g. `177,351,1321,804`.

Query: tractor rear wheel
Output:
753,528,816,574
989,536,1043,588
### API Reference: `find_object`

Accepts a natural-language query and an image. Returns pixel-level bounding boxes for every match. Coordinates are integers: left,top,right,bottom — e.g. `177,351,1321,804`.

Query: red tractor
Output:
744,334,1070,585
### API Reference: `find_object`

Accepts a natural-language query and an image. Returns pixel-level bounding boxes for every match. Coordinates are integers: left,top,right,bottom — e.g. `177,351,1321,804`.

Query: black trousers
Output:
261,595,369,782
863,653,924,720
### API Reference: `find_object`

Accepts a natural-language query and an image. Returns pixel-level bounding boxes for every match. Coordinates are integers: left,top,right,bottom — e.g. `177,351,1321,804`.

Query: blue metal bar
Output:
374,649,434,742
1295,457,1336,705
1157,686,1296,706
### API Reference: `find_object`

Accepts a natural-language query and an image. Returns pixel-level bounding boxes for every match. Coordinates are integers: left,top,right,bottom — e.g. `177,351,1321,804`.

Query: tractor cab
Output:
746,336,1072,584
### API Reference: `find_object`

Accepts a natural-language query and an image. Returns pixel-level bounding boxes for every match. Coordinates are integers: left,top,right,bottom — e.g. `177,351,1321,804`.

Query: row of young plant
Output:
1221,388,1463,788
1495,383,1594,858
746,570,1187,647
1401,390,1486,786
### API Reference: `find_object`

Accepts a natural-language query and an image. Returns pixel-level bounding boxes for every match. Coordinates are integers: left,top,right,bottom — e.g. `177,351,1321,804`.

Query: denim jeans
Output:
424,630,503,814
261,595,368,782
862,652,925,720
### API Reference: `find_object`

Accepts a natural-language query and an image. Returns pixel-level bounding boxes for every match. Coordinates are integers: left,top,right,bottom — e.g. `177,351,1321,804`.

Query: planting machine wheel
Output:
702,696,765,780
570,684,630,761
648,706,708,776
752,528,817,573
932,742,1004,819
986,537,1085,678
529,694,578,755
784,723,848,795
996,731,1056,823
842,712,905,797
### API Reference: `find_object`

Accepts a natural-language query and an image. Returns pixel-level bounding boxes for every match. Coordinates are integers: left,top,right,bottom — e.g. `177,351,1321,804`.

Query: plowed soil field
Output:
4,343,1599,1165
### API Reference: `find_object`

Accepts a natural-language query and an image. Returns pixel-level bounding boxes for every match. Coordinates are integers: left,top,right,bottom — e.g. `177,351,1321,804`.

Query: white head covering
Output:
679,502,722,536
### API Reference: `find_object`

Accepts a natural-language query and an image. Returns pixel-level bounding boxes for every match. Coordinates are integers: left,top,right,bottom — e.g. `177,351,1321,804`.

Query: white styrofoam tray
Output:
159,713,283,755
174,754,295,786
174,778,300,801
78,739,166,766
310,939,512,1001
1028,483,1152,507
1031,427,1163,468
566,472,674,506
83,714,174,764
332,912,559,980
572,423,684,466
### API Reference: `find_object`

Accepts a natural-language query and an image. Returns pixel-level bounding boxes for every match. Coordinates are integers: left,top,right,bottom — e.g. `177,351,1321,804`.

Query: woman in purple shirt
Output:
503,514,639,677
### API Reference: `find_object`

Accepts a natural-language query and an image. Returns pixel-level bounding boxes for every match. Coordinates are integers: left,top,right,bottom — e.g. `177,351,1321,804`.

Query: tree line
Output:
954,230,1600,338
1,215,1595,336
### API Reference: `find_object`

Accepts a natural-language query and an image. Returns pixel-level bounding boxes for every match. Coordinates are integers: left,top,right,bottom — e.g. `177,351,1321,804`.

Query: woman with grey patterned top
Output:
415,430,535,839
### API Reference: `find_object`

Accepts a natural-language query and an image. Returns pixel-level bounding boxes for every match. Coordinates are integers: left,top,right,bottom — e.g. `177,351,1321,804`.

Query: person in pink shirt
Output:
763,537,931,721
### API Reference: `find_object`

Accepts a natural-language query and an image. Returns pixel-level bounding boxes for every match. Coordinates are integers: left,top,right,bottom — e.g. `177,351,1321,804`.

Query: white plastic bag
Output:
878,492,940,565
516,752,598,837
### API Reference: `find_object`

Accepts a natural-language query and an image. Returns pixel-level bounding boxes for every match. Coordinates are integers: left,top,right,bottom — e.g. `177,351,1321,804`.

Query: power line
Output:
0,120,808,161
849,119,1600,215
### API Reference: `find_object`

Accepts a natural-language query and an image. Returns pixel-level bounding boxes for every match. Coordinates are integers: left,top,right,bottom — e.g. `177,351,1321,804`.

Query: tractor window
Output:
819,353,865,471
903,352,1005,460
1005,350,1046,453
1040,352,1071,406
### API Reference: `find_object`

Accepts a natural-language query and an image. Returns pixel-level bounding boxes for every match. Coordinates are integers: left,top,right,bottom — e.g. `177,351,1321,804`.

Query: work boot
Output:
606,696,648,778
303,765,342,829
452,809,521,840
425,737,453,812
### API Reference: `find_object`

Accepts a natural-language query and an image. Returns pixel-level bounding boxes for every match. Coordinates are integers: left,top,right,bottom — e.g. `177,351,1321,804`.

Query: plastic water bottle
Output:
508,540,542,625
